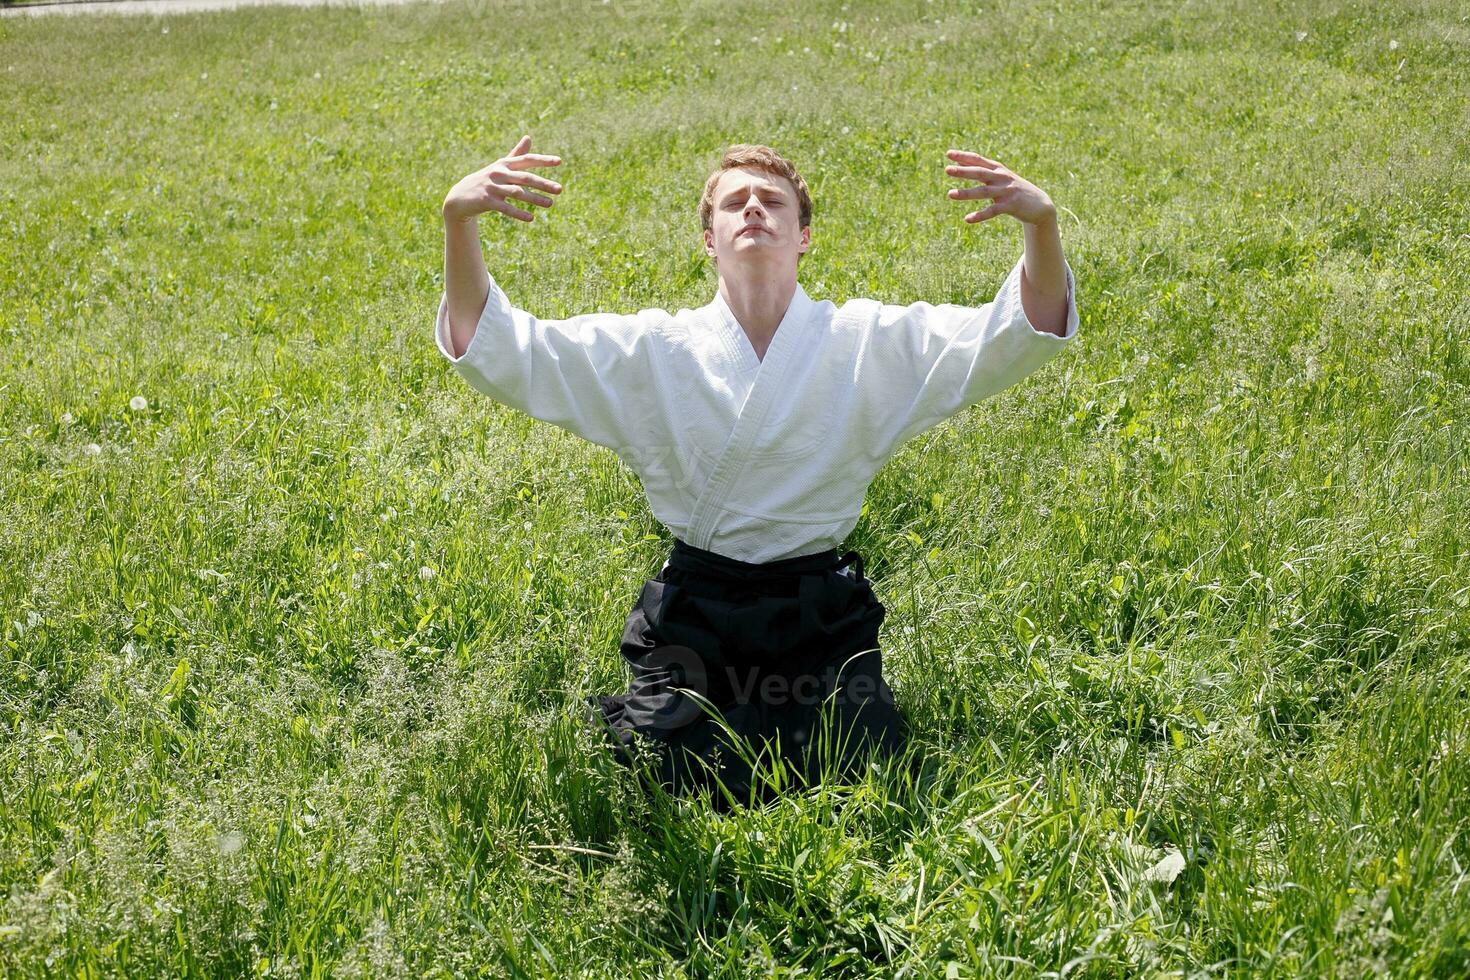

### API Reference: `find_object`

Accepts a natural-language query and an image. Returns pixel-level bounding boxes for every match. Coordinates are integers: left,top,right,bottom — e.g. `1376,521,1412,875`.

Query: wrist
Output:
1025,205,1058,230
442,202,479,226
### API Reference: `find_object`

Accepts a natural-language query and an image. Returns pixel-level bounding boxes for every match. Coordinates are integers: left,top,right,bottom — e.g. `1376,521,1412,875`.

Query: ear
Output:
703,228,716,258
798,225,811,254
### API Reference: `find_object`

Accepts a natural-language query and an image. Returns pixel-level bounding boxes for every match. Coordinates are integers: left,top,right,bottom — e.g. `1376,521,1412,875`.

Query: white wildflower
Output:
60,412,75,426
200,72,208,80
161,26,169,34
129,395,148,412
841,126,851,134
418,566,436,581
269,100,278,111
523,521,533,531
217,830,244,855
1294,30,1307,42
713,38,721,46
84,443,102,456
1388,39,1399,50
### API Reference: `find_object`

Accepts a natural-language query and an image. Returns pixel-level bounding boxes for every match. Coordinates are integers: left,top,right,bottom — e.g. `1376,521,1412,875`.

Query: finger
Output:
491,198,535,221
944,164,1002,181
947,149,1000,167
505,154,563,170
501,171,563,194
504,187,555,208
511,134,532,155
947,184,1001,201
965,203,1005,223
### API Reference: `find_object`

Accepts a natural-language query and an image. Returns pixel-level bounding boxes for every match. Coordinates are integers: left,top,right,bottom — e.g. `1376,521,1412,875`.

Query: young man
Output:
438,136,1078,806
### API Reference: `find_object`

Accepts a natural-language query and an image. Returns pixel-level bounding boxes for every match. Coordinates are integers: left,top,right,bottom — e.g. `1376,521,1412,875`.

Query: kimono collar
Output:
710,280,814,375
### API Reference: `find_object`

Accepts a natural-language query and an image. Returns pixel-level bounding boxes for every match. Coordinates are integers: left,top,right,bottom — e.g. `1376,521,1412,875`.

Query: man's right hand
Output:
442,134,563,224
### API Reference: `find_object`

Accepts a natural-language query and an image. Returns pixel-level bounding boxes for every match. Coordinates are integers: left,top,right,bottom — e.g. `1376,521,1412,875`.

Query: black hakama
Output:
588,538,909,805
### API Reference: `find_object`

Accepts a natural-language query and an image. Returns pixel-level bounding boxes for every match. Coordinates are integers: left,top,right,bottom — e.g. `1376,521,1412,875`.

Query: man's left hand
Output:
944,150,1057,226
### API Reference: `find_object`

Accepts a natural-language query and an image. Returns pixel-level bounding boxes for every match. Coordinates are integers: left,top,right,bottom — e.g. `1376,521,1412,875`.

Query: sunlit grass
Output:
2,0,1467,974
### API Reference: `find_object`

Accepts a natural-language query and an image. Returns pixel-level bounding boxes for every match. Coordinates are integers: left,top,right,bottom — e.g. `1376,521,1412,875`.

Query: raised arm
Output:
433,136,665,454
852,150,1079,458
945,149,1070,336
441,134,564,357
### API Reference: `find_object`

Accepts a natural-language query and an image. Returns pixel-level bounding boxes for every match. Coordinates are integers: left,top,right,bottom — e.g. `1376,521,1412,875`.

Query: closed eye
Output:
723,194,786,208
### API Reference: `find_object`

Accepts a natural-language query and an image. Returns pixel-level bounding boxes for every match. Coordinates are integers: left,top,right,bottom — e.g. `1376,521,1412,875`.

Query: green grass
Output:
3,0,1468,974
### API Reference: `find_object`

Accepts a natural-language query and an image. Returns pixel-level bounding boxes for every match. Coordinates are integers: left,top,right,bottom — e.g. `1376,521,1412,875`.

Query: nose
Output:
743,195,766,219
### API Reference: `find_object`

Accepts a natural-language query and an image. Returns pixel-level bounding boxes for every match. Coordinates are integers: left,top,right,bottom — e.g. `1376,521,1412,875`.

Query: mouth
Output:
739,226,765,237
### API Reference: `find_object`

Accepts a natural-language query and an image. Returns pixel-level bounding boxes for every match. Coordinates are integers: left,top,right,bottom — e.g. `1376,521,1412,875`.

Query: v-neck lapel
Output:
687,282,814,550
713,283,810,378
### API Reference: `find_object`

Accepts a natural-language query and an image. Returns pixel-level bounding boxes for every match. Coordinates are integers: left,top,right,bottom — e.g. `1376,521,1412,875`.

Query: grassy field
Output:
3,0,1468,975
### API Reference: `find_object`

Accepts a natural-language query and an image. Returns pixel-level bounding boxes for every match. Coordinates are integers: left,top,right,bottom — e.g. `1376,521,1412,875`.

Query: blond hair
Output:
699,144,813,236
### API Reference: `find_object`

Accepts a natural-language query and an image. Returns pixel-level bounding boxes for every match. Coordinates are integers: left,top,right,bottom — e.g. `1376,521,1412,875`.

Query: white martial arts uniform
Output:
435,254,1078,563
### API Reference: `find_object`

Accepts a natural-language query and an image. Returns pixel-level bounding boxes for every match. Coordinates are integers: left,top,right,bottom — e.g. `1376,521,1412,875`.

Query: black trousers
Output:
588,538,909,805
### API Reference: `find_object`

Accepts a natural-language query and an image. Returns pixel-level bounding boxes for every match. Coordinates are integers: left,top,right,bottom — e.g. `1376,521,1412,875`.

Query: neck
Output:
716,265,799,362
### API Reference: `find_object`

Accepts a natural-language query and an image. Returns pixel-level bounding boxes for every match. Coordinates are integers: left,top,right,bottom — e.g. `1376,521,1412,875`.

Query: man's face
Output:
703,166,810,271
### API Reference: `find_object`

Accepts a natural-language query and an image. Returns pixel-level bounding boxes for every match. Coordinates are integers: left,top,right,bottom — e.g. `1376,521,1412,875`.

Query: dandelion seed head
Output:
85,443,102,456
217,831,244,855
129,395,148,412
60,412,75,426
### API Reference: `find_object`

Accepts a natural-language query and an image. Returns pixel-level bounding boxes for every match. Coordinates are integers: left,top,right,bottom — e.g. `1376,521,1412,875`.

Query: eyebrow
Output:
718,185,788,204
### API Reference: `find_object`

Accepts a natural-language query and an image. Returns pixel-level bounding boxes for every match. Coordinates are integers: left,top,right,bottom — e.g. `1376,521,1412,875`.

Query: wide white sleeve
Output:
434,277,659,452
866,254,1078,454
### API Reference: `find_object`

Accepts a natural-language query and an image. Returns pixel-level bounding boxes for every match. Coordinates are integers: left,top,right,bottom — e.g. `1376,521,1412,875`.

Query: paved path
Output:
2,0,435,16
